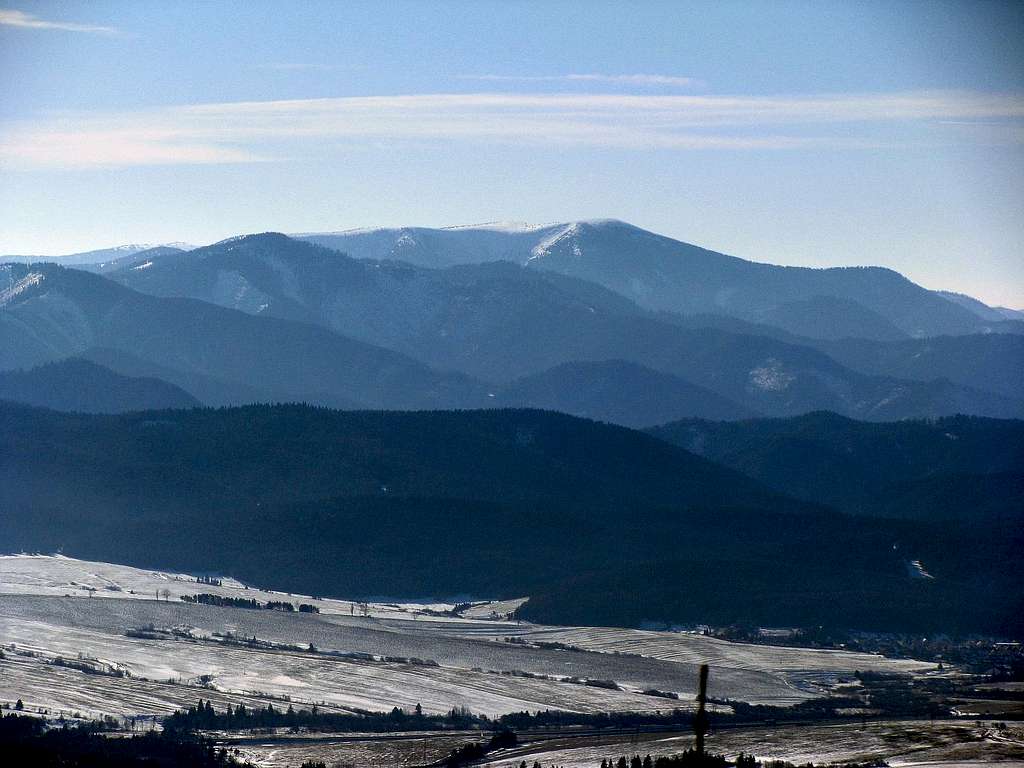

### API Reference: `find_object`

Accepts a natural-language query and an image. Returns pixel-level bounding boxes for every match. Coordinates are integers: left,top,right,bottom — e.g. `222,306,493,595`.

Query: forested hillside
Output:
2,402,1019,635
650,412,1024,522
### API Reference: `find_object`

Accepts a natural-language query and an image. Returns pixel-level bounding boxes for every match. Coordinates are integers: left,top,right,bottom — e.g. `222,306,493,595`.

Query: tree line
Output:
178,593,319,612
0,712,252,767
164,700,478,734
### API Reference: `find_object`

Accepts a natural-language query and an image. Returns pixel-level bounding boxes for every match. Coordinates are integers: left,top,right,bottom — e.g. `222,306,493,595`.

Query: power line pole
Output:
694,663,709,757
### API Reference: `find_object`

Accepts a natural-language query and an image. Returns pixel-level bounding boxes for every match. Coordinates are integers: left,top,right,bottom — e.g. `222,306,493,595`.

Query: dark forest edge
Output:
0,712,250,768
3,401,1022,637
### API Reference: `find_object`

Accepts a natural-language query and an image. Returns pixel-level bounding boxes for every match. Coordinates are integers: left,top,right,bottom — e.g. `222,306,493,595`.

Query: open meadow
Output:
0,555,938,719
1,554,1019,768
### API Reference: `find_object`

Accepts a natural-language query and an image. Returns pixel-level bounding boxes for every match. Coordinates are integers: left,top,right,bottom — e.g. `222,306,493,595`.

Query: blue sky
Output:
1,1,1022,306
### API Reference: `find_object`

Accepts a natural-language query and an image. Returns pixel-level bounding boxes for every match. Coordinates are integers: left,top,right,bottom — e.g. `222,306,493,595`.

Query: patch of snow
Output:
869,386,908,413
105,242,195,253
0,271,44,306
295,222,554,237
527,223,582,263
440,221,552,233
131,261,154,271
906,560,935,580
748,358,795,392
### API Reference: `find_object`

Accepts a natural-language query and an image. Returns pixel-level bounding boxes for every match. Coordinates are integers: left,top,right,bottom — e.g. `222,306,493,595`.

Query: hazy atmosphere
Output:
2,3,1023,768
1,0,1022,305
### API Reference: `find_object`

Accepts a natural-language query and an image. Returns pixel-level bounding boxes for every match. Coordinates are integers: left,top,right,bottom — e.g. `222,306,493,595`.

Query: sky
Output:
1,1,1022,306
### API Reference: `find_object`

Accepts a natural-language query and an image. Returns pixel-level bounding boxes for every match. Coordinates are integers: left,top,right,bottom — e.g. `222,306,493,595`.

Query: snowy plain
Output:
0,555,936,722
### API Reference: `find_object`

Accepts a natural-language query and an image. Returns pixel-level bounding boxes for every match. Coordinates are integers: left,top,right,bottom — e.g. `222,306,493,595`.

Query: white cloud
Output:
0,8,117,34
256,63,346,72
1,90,1021,169
461,73,702,87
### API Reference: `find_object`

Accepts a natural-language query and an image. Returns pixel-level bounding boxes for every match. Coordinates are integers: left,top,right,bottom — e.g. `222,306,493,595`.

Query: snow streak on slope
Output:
528,223,582,263
0,270,44,306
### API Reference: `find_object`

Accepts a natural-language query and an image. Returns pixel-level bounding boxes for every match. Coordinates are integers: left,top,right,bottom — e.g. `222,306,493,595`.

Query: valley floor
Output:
0,555,1020,767
221,720,1024,768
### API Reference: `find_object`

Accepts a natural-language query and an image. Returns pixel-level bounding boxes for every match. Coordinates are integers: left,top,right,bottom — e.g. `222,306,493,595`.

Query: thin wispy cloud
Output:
0,8,117,34
461,73,702,88
256,63,347,72
2,90,1022,169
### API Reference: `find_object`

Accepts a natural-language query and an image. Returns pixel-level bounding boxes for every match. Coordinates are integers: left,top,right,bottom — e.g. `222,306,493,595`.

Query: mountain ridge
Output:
296,219,1015,339
649,411,1024,522
0,262,487,410
100,233,1024,421
0,358,200,413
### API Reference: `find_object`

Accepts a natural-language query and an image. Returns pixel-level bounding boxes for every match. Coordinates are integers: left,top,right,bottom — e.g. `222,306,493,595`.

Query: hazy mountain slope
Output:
2,402,1019,635
812,333,1024,400
496,360,755,427
106,234,1024,421
110,232,642,332
298,222,564,267
78,346,271,407
0,263,485,410
662,314,1024,400
85,245,190,274
649,412,1024,521
0,358,200,413
0,242,194,267
657,311,809,343
298,220,996,339
760,295,908,341
656,310,1023,399
937,290,1024,321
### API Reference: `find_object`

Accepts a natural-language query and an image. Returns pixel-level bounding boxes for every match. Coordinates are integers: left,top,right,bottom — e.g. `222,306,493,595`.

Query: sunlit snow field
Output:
0,555,934,722
474,721,1024,768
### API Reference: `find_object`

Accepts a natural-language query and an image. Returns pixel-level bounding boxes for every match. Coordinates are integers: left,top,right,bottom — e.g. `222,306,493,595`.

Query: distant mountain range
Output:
937,290,1024,322
3,402,1020,635
0,358,199,413
0,262,485,410
496,360,755,427
46,233,1007,423
297,220,1022,339
2,221,1021,636
1,242,195,268
3,227,1021,422
8,222,1020,341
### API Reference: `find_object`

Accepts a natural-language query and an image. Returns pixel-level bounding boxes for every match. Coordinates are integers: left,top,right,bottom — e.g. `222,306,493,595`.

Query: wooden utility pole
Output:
694,663,709,756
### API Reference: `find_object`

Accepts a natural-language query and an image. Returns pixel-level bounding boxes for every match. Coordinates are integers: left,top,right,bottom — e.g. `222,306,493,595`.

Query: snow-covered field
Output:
0,554,465,621
217,721,1024,768
0,555,939,722
476,721,1024,768
230,731,475,768
476,624,933,675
